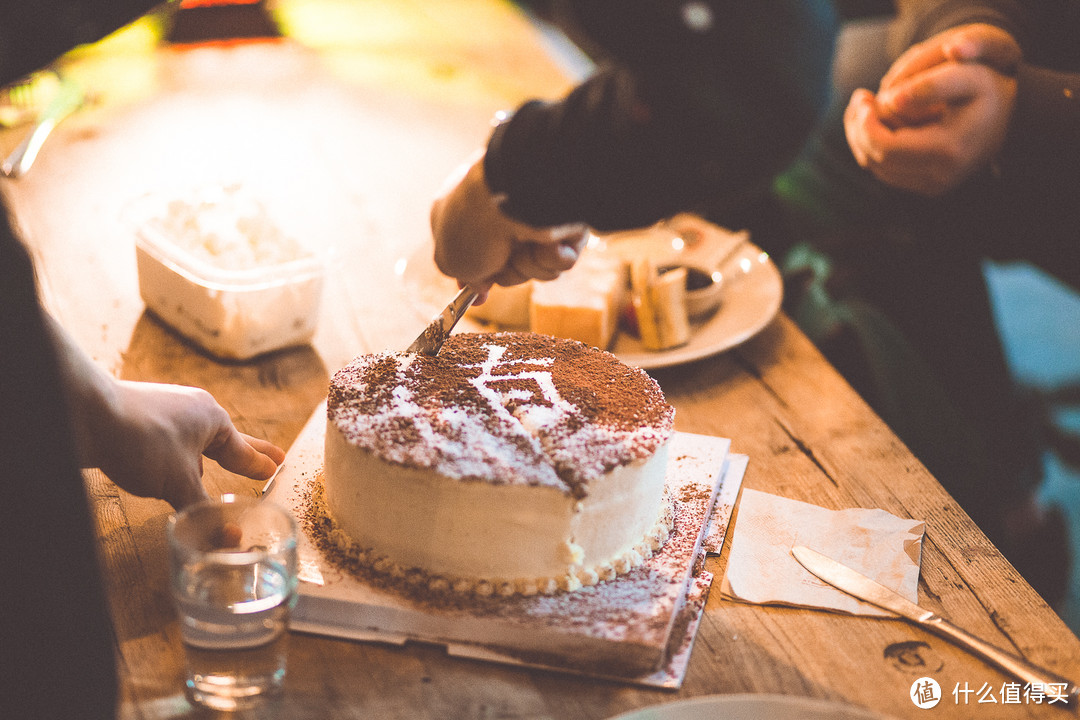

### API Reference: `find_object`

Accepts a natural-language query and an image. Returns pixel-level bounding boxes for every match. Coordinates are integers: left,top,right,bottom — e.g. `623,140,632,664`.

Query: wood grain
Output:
2,2,1076,718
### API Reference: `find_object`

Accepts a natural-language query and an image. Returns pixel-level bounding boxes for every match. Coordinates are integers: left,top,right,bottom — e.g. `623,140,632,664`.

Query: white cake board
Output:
264,402,746,688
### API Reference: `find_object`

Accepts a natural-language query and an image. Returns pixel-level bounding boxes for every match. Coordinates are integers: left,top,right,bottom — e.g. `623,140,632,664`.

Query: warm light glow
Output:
181,0,262,7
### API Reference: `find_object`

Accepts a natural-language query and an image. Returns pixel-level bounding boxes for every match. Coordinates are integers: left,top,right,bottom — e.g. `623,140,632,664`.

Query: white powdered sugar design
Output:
330,336,672,492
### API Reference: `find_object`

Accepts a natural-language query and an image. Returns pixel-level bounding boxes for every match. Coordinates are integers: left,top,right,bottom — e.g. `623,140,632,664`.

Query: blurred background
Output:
517,0,1080,633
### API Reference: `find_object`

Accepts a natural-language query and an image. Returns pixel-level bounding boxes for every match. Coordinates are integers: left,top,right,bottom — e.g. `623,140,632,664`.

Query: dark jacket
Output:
483,0,838,231
773,0,1080,557
1,4,165,718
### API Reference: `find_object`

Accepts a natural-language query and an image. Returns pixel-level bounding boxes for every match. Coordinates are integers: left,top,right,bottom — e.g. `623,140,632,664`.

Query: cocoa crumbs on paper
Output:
677,482,712,504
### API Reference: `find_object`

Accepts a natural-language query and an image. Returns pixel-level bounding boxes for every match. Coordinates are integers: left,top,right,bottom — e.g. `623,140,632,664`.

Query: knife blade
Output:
792,545,1079,707
406,284,478,356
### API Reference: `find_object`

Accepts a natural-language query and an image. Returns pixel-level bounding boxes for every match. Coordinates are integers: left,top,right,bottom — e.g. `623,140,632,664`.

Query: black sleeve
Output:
1000,64,1080,173
0,0,169,84
887,0,1030,52
0,205,118,719
484,0,839,231
1000,1,1080,179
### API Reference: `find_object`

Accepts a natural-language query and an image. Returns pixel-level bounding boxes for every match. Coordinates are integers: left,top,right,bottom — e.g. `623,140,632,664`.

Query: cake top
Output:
327,332,674,496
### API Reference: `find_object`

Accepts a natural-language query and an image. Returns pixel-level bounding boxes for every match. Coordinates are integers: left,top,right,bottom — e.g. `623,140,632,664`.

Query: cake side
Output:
323,424,673,595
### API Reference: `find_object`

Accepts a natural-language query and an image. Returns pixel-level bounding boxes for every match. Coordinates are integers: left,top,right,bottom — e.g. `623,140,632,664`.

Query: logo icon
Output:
911,677,942,709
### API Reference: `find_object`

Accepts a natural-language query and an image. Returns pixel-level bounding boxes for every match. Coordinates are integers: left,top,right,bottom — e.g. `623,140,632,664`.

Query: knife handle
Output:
925,616,1079,707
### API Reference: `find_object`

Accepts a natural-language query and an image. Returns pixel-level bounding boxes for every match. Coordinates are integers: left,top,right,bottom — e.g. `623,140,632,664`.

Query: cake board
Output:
263,402,746,688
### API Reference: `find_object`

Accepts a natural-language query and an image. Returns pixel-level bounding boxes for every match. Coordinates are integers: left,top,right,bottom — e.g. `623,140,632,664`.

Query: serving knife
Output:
406,284,478,356
791,545,1079,707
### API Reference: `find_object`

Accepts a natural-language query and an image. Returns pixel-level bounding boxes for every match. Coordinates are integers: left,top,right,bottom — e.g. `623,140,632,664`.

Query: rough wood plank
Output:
5,1,1076,718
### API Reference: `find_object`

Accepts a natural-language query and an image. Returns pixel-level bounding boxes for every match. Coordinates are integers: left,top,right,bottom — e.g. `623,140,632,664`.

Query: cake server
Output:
792,545,1079,706
407,284,478,356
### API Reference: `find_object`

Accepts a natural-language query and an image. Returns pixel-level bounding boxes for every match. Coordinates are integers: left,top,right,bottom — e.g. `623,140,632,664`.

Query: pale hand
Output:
49,316,284,510
87,380,285,511
844,23,1020,196
430,153,587,303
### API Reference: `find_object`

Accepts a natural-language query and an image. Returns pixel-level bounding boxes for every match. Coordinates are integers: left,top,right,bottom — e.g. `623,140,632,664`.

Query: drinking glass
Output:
167,494,298,711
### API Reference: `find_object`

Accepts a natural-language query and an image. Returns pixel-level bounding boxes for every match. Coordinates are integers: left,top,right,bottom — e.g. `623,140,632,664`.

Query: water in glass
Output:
175,556,294,711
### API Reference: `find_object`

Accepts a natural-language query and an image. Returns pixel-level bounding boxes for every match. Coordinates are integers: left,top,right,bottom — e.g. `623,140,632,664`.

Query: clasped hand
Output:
844,23,1021,196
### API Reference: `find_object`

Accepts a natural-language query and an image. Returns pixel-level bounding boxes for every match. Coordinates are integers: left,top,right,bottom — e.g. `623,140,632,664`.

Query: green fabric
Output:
780,241,994,527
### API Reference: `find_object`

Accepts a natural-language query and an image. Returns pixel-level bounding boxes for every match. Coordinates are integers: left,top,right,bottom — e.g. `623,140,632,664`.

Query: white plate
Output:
398,219,782,370
608,241,781,369
607,694,893,720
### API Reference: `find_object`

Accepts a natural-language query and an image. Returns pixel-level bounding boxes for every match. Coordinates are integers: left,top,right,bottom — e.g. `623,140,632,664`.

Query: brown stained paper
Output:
720,489,925,616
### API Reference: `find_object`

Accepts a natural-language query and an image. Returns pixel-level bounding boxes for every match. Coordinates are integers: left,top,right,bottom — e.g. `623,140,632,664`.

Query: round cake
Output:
322,331,676,596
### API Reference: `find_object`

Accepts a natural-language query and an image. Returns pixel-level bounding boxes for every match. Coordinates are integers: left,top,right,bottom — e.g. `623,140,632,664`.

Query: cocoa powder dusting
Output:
326,332,674,495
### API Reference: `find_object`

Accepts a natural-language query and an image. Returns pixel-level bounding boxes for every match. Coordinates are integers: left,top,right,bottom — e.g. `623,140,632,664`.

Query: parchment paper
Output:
720,489,925,616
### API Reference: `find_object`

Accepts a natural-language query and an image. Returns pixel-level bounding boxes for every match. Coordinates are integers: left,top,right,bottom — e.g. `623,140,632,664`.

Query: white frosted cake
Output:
322,331,676,596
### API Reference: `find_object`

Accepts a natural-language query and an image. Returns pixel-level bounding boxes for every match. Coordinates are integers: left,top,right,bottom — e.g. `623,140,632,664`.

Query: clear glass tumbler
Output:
167,494,298,711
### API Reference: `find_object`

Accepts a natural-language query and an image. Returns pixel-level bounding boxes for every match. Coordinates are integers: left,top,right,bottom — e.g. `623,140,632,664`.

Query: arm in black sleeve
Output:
0,0,169,84
1,203,118,720
998,1,1080,178
484,0,838,232
1001,63,1080,175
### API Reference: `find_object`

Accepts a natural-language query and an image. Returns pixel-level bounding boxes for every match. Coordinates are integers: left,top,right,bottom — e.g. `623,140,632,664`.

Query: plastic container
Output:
133,186,324,360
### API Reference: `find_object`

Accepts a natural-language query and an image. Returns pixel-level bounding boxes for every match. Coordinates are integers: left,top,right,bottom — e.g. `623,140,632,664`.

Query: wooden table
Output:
4,1,1077,718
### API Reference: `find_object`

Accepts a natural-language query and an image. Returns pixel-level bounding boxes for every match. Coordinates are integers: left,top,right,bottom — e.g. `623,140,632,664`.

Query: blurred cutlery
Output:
2,76,84,179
